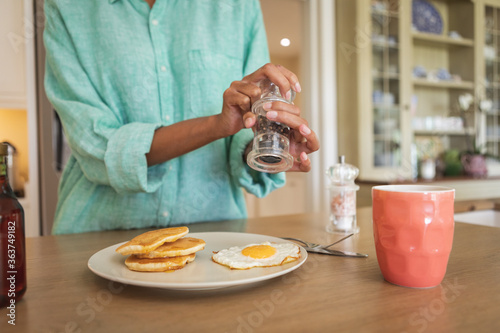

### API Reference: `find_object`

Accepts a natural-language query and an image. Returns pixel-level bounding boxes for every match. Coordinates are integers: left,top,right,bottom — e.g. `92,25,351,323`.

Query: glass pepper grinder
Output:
326,156,360,234
247,79,295,173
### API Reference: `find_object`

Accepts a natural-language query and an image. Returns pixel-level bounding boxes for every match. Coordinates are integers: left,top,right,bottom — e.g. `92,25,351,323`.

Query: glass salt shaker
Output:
327,156,360,234
247,79,295,173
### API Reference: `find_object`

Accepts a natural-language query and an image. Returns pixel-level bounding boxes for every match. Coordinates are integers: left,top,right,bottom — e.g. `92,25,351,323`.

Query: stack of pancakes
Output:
115,227,205,272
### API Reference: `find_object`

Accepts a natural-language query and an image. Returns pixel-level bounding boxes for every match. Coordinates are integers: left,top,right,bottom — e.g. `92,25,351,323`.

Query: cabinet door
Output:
0,0,26,109
357,0,412,181
245,173,307,218
482,3,500,157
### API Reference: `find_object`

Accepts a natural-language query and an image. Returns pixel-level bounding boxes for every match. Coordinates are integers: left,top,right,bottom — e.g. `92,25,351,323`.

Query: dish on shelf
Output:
412,0,443,35
484,45,496,61
371,34,398,47
434,68,452,81
372,91,395,106
371,1,387,13
374,119,398,134
413,65,427,78
412,116,464,132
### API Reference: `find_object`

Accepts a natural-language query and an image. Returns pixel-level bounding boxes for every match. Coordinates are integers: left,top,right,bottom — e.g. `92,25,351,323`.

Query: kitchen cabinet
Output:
0,0,27,109
337,0,499,182
338,0,412,181
245,173,307,218
411,0,476,178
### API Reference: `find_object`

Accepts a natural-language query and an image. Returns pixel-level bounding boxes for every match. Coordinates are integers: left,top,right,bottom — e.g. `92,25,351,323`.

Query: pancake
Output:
115,227,189,255
136,237,206,259
125,253,196,272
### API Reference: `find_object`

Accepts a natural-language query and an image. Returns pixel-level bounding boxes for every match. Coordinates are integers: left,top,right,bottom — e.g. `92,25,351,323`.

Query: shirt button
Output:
160,65,167,72
152,19,159,26
162,211,169,218
165,115,170,121
168,165,173,171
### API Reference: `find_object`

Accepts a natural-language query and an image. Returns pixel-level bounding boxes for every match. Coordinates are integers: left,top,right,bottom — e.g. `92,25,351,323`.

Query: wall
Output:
0,108,29,190
335,0,359,167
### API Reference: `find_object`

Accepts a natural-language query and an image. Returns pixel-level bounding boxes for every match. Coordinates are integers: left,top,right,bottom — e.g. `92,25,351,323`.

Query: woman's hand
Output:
217,63,319,172
261,100,320,172
217,63,301,136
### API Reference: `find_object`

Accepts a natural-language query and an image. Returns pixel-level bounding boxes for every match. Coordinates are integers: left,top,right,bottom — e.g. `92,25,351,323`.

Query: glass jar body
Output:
327,186,359,234
326,156,360,234
247,81,295,173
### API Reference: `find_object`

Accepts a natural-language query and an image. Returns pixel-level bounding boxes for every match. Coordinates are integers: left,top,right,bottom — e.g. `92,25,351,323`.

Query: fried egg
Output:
212,241,301,269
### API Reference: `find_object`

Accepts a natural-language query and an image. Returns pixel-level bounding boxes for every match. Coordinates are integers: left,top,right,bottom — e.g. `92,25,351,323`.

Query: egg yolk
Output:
241,245,277,259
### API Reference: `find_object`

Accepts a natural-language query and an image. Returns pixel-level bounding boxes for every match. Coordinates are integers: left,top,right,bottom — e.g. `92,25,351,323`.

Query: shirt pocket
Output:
188,49,243,118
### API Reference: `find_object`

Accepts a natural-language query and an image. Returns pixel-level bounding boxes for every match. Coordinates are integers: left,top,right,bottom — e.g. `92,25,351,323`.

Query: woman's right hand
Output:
216,63,302,137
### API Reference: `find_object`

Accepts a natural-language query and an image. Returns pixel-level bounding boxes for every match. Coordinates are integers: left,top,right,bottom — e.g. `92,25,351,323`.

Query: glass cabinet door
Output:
484,5,500,157
371,1,403,169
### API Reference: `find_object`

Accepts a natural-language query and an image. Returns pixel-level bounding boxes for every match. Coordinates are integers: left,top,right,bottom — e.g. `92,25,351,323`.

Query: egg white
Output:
212,241,300,269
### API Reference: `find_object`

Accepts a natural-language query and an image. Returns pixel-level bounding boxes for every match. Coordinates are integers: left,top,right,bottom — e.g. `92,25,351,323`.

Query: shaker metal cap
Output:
258,79,296,103
327,155,360,189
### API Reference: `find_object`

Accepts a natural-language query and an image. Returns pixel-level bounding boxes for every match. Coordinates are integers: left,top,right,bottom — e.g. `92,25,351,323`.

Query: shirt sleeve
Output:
43,0,166,194
229,129,286,198
228,0,286,198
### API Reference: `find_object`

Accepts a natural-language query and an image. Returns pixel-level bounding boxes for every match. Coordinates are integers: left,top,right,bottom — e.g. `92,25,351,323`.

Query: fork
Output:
281,234,368,258
281,233,354,250
280,237,322,249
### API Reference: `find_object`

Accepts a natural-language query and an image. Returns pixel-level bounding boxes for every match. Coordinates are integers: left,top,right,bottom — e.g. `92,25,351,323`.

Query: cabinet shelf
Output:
374,135,399,141
486,82,500,89
413,79,475,90
485,111,500,116
413,32,474,47
372,41,399,49
373,104,400,110
372,9,399,19
485,28,500,35
413,128,475,136
373,72,400,79
485,57,500,64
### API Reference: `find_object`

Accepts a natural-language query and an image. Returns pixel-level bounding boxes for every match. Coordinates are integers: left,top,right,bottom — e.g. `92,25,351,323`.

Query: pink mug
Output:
372,185,455,288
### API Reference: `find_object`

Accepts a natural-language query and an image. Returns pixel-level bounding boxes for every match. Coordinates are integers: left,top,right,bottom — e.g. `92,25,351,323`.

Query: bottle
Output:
326,156,360,234
1,142,27,308
247,79,295,173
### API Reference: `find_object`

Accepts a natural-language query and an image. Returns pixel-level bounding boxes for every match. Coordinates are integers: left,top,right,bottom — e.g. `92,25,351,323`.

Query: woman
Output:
44,0,319,234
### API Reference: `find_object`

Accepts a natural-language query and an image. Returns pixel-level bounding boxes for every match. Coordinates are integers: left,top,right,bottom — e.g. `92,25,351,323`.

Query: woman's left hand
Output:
261,100,320,172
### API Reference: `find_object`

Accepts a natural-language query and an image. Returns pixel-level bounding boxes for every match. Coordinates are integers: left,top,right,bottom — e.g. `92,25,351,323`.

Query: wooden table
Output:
3,207,500,332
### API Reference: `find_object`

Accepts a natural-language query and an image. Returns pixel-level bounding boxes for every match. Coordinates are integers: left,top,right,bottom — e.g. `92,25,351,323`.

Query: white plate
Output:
88,232,307,290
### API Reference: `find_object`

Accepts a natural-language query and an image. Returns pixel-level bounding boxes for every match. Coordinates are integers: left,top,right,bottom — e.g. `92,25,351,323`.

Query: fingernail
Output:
301,152,308,160
285,91,292,100
300,124,311,135
266,111,278,119
295,82,302,93
244,118,253,128
263,102,272,110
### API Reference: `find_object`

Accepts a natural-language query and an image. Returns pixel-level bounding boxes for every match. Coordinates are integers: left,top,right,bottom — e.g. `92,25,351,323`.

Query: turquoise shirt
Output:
44,0,286,234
